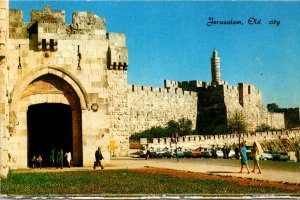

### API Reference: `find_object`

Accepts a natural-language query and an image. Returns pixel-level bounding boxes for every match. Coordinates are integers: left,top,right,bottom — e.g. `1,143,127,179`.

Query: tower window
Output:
248,85,251,94
50,39,54,51
42,39,46,51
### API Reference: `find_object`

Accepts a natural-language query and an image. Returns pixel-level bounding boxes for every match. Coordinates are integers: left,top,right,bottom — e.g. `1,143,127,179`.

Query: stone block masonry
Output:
128,85,197,134
0,0,10,178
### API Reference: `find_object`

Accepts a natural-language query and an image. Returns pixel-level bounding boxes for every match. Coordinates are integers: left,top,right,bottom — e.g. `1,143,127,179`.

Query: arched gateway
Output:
0,4,131,175
9,67,88,168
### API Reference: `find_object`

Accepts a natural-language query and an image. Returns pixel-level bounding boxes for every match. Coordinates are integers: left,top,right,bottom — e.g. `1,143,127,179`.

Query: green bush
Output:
130,118,194,141
256,123,271,132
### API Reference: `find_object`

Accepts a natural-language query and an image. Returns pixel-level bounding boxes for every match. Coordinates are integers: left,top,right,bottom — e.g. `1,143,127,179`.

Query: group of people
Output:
50,148,72,169
210,144,239,159
30,147,104,170
31,148,72,169
30,155,43,168
239,141,262,174
221,144,232,159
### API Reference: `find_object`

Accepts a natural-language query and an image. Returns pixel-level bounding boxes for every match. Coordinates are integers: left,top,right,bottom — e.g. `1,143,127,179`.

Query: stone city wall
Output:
0,0,9,178
107,70,130,157
106,32,129,157
128,84,198,134
238,83,264,131
223,83,244,118
267,112,285,129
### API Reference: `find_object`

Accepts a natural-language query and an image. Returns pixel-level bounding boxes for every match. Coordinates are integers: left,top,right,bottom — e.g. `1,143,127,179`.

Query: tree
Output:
178,118,193,135
167,120,179,135
227,112,248,133
267,103,280,112
256,123,271,132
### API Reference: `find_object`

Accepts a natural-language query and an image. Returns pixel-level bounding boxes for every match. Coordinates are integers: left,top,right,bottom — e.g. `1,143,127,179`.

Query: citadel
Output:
0,3,299,177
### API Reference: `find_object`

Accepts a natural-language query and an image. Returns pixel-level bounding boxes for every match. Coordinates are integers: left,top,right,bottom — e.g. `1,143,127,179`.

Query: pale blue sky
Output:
10,1,300,108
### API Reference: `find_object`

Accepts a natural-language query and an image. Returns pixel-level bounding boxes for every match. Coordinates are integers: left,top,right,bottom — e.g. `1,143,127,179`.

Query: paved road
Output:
109,157,300,184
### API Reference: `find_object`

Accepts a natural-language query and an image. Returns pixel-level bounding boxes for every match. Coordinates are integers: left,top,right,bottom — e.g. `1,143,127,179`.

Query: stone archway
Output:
8,68,87,168
23,74,83,167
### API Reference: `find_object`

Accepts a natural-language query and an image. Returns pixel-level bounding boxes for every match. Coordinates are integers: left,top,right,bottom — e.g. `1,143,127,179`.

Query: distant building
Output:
169,49,285,134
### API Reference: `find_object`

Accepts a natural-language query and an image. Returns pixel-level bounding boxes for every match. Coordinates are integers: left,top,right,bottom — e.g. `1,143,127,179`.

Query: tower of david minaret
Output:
211,48,221,85
0,0,9,177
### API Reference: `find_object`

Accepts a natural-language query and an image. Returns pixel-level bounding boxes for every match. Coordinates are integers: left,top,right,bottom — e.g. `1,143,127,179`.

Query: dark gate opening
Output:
27,103,73,167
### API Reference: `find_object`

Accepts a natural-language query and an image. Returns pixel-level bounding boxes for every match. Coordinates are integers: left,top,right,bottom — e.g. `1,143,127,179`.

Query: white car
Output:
260,152,273,160
216,149,224,158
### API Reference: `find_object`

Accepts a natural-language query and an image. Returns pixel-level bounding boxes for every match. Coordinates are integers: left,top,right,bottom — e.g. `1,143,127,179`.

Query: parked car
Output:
156,147,169,158
175,148,185,158
143,148,158,158
163,148,175,158
228,150,236,159
260,152,273,160
272,152,289,161
183,148,193,158
201,148,212,158
246,146,254,160
216,148,224,158
191,147,202,158
131,150,146,158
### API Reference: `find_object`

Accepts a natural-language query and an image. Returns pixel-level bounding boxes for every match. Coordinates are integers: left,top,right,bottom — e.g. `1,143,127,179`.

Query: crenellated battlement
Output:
179,80,210,91
281,107,300,112
164,80,180,89
107,33,128,71
238,83,261,96
165,79,233,92
224,83,239,92
9,5,106,39
238,82,262,108
149,129,300,151
130,84,197,97
8,5,128,71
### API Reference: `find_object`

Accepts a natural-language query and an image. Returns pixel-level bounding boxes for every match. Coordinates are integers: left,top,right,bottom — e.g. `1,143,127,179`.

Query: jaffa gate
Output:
1,2,297,178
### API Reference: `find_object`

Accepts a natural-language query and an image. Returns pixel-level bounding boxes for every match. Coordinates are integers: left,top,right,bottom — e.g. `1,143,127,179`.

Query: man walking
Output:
57,148,64,169
93,147,104,169
50,147,56,167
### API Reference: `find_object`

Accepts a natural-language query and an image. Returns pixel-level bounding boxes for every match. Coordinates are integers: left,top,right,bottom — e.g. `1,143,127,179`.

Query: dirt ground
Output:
131,167,300,192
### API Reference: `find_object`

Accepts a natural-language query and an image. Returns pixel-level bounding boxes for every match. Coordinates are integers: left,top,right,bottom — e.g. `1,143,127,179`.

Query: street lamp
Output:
238,120,240,150
172,132,179,162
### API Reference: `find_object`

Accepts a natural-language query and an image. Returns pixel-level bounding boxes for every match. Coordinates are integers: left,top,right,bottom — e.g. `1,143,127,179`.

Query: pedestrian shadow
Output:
207,171,237,174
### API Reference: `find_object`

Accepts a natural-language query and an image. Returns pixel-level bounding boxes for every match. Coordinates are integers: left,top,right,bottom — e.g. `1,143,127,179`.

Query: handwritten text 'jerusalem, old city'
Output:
207,17,280,26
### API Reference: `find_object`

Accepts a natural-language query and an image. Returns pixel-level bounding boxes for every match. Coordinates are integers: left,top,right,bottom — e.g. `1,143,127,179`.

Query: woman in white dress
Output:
251,142,262,174
65,151,72,168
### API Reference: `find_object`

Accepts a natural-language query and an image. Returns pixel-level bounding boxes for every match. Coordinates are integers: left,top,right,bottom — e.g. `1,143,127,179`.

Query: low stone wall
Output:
148,129,300,150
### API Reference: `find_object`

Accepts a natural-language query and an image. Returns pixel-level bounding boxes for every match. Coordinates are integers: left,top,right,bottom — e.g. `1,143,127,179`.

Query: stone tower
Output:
211,48,221,85
0,0,9,177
